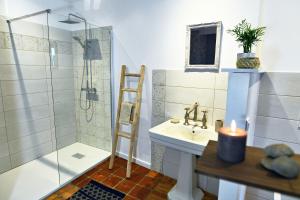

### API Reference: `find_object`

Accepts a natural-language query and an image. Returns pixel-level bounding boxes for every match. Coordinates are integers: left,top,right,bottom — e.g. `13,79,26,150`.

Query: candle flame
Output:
231,120,237,133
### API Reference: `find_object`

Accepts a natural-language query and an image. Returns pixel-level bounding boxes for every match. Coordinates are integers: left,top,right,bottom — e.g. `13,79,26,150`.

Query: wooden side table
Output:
195,141,300,198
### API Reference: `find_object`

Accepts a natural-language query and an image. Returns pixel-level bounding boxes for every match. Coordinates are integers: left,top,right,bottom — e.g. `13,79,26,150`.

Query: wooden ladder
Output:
109,65,145,178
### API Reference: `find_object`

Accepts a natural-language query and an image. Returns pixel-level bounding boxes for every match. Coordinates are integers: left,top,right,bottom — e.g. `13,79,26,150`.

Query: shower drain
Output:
72,153,85,159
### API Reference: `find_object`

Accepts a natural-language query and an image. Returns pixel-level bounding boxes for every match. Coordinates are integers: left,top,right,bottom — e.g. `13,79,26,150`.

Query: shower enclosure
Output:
0,9,112,200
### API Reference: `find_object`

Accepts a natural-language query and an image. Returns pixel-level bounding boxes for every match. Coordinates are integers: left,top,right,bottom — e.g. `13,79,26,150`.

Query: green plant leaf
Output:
227,19,266,53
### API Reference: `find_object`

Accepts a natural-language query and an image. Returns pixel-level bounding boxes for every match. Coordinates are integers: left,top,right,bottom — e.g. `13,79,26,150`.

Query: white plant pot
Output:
237,53,256,59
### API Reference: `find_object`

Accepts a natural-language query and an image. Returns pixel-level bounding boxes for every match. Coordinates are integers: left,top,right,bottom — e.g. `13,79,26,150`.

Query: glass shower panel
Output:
0,13,60,199
48,13,112,185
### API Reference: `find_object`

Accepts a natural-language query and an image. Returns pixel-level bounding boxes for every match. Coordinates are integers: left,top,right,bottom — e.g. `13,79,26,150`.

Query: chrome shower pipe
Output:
6,9,51,23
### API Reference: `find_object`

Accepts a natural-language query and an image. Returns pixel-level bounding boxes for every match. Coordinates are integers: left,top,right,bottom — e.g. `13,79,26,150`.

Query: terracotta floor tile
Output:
147,170,163,179
124,195,137,200
128,171,144,182
115,179,136,194
160,176,177,185
113,166,127,178
128,185,151,199
134,166,150,175
145,192,167,200
147,190,168,199
74,177,91,188
85,167,99,177
104,165,121,174
90,169,110,183
131,162,140,171
138,176,159,189
114,157,128,167
102,174,123,187
58,184,79,199
153,182,175,194
48,158,216,200
46,194,59,200
72,175,88,187
95,159,110,170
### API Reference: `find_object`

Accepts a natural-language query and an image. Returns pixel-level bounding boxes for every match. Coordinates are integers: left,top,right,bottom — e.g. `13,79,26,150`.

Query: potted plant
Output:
228,19,266,68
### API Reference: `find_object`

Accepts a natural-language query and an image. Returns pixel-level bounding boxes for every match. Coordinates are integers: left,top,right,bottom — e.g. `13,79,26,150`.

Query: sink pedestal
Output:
168,152,204,200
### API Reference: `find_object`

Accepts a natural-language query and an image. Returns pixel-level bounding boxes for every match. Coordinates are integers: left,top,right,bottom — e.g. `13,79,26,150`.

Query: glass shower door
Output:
0,12,61,199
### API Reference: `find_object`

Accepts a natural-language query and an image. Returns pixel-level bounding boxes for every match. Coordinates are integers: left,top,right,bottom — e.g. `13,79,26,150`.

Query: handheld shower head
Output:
73,36,85,48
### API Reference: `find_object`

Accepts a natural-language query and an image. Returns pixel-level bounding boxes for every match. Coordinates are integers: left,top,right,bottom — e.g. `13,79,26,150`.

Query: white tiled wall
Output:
151,69,228,195
72,27,112,152
246,72,300,200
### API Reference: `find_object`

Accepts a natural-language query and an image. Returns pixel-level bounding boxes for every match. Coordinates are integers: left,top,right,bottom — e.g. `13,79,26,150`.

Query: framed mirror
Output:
185,22,222,72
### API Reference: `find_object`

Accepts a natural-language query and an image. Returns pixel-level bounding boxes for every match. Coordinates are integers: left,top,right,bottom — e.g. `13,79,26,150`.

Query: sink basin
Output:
149,119,218,200
149,120,218,155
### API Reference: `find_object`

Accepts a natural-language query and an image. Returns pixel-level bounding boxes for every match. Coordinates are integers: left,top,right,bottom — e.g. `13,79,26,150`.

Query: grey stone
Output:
261,157,273,170
264,144,294,158
271,156,300,179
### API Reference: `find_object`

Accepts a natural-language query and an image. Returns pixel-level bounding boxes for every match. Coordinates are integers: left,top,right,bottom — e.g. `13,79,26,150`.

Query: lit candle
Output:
217,120,247,163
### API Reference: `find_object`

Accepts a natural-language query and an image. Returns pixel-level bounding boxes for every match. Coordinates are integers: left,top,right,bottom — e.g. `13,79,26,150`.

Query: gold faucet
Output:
183,102,208,129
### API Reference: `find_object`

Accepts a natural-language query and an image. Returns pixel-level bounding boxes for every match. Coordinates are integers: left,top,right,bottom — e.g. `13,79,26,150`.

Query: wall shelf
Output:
221,68,264,73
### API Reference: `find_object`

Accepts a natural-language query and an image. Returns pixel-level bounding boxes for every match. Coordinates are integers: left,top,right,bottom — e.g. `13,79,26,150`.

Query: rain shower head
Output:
58,17,80,24
58,13,86,24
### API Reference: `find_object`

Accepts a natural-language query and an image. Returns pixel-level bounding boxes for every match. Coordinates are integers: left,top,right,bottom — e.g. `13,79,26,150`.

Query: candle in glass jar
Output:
217,120,247,163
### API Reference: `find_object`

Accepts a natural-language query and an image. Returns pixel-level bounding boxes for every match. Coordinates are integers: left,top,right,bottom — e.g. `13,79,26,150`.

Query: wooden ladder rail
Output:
109,65,145,178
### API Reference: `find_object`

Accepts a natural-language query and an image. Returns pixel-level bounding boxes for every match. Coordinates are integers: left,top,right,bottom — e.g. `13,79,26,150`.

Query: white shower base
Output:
0,142,111,200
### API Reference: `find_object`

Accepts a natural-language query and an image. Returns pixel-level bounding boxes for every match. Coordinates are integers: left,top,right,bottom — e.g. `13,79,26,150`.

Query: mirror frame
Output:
185,21,222,72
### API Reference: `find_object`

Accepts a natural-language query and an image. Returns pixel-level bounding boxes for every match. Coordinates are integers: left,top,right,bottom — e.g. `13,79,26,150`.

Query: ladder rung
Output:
118,131,131,139
122,88,137,92
125,73,141,77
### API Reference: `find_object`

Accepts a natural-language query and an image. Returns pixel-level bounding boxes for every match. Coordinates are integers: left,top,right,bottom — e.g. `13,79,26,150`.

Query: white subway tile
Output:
0,142,9,158
0,65,46,80
215,73,228,90
3,92,49,111
5,105,50,124
8,130,52,154
214,90,227,109
22,35,38,51
0,112,5,127
10,141,53,168
258,94,300,120
254,137,300,153
213,109,226,125
0,156,11,173
260,73,300,96
165,86,214,107
255,116,300,144
0,127,7,144
166,71,215,89
6,118,51,141
0,49,46,65
1,80,48,95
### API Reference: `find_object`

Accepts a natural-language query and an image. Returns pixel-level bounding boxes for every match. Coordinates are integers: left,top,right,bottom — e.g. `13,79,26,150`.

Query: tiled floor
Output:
46,156,217,200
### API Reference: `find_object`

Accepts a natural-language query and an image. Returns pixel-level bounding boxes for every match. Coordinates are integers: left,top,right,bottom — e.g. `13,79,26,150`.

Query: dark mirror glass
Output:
189,26,216,65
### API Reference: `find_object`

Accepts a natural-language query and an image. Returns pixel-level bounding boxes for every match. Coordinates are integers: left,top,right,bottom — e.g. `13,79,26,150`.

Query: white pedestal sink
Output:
149,120,218,200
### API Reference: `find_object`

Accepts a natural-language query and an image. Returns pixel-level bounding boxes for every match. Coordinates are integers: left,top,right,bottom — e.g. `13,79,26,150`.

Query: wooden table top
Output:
195,141,300,197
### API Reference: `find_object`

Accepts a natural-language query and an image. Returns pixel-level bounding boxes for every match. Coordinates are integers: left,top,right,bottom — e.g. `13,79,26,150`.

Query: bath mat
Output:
70,180,125,200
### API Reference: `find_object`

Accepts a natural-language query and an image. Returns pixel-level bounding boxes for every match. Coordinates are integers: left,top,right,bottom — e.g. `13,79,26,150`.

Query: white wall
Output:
71,0,261,165
259,0,300,72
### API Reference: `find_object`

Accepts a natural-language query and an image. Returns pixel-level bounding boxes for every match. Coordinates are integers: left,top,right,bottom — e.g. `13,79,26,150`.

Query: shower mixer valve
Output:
81,87,98,101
